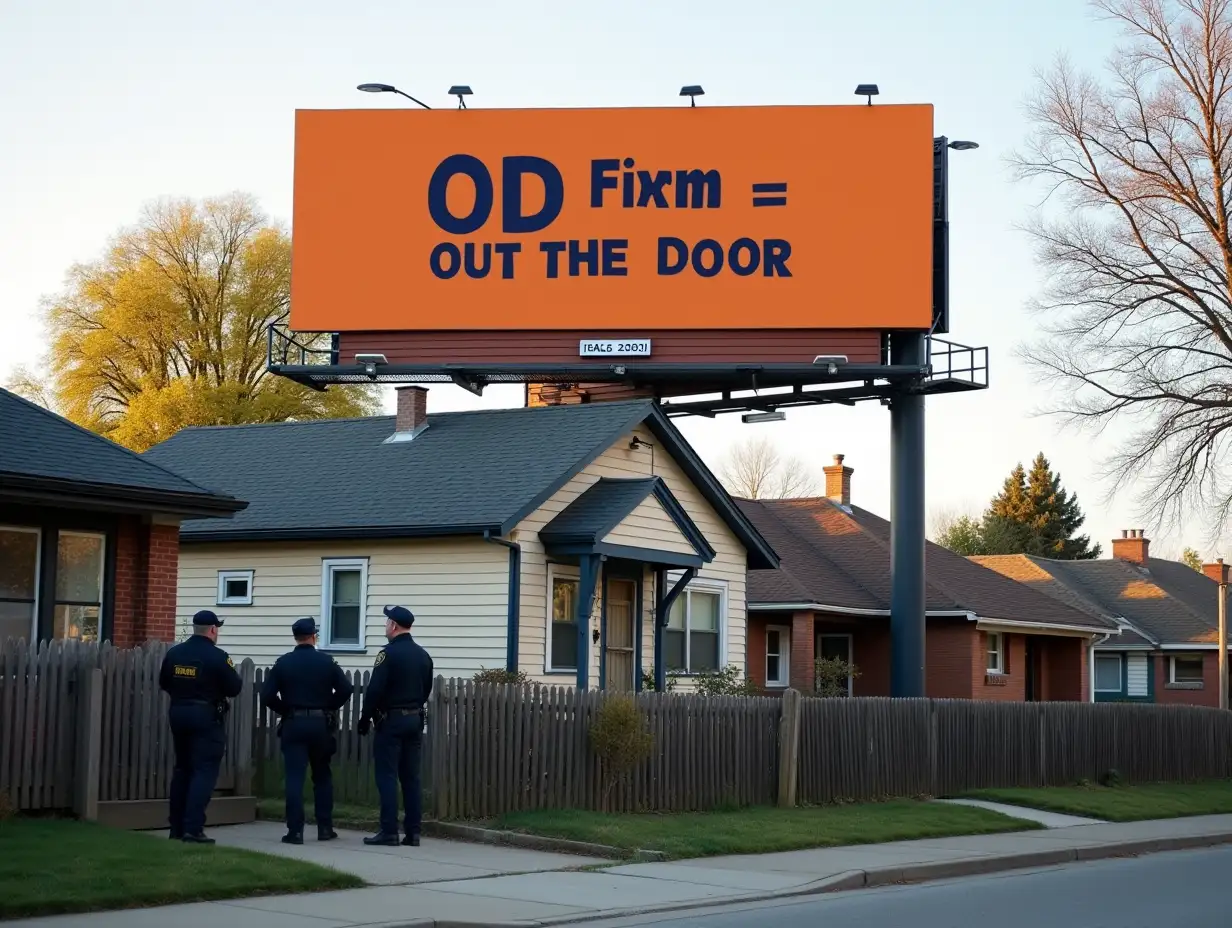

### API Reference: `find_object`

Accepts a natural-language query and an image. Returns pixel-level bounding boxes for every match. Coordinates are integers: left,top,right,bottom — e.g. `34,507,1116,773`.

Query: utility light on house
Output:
742,411,786,424
680,85,705,107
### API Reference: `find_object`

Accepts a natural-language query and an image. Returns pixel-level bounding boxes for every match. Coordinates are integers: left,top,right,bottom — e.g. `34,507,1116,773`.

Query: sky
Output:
0,0,1220,560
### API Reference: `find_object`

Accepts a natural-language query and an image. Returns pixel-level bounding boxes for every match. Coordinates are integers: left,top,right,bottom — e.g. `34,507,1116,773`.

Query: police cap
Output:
291,617,318,638
383,604,415,628
192,609,225,627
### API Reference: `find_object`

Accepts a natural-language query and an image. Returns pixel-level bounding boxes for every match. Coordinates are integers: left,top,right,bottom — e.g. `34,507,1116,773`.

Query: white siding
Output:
177,538,508,675
602,497,698,555
1127,653,1149,696
515,424,748,688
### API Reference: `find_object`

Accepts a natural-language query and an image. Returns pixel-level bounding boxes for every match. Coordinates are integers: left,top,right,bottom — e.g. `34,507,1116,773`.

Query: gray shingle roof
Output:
142,401,776,570
973,553,1222,646
738,497,1117,632
540,478,663,543
0,387,240,509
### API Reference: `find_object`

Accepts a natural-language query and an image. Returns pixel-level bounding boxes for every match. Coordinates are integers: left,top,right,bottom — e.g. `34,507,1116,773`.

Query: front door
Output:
604,577,637,692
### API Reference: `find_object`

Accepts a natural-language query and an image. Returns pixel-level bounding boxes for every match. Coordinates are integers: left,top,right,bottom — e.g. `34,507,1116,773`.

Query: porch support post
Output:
889,332,927,698
655,567,697,691
576,554,601,690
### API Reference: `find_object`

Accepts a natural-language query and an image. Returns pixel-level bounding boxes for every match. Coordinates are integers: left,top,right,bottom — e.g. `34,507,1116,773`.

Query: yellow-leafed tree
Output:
8,192,379,450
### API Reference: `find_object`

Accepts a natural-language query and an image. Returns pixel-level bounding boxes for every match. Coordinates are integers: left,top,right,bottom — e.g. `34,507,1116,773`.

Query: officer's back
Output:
161,625,242,709
264,636,351,713
366,632,433,712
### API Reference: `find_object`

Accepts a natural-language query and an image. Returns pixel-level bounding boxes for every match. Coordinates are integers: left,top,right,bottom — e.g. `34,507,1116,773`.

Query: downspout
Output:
1090,633,1111,703
483,530,521,674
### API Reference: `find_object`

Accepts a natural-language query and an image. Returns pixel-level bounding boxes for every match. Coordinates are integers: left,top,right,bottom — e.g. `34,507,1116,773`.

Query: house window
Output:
665,583,724,674
216,570,254,606
320,558,367,650
765,625,790,688
1169,655,1205,684
816,633,854,695
1094,653,1123,693
54,531,104,642
0,526,40,644
986,632,1005,674
547,567,580,672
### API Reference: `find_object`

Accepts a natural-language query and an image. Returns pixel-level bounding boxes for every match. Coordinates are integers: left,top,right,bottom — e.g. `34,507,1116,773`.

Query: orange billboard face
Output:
289,104,934,331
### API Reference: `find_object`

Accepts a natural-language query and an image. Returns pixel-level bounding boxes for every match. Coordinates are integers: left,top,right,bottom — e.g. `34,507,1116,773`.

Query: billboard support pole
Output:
889,332,927,698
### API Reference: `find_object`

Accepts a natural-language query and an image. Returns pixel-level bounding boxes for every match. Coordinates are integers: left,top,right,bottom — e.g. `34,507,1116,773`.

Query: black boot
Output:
363,831,400,846
318,826,339,841
401,833,420,847
181,832,215,845
282,831,303,845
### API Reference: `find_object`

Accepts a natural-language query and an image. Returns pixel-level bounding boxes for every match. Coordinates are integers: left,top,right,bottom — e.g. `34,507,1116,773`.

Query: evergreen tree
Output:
984,454,1100,560
1182,548,1203,571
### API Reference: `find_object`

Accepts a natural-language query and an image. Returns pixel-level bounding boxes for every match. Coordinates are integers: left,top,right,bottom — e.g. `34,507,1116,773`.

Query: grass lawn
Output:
491,801,1040,860
0,817,364,919
963,780,1232,823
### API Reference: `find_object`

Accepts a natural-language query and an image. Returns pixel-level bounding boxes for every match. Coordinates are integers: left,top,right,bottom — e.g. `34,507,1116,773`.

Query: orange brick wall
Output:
1044,637,1087,702
1154,652,1221,708
924,619,974,699
970,631,1027,701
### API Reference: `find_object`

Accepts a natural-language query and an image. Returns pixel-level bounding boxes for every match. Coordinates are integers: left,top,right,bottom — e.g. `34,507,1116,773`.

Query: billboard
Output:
289,104,934,332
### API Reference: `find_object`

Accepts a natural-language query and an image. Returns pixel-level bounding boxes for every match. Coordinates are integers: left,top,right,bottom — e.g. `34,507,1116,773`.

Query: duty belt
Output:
286,709,329,718
387,708,422,716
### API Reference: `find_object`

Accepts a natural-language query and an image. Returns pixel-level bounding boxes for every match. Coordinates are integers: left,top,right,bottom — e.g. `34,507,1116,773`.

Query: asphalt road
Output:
591,845,1232,928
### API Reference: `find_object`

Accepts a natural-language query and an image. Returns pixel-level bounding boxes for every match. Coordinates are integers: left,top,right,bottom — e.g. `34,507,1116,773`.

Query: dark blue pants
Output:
373,713,423,836
168,704,226,836
281,716,335,833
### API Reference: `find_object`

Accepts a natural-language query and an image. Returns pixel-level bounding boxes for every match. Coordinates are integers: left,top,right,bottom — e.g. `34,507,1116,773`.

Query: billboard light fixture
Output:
680,85,705,107
742,411,786,424
448,85,473,109
356,82,432,110
948,139,979,151
355,352,388,379
813,354,848,376
855,83,879,105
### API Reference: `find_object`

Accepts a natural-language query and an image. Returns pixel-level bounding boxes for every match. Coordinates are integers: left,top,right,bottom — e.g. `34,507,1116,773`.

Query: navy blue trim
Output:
635,571,645,692
576,555,601,689
483,531,521,674
653,568,666,691
650,480,717,561
546,541,705,569
641,407,779,570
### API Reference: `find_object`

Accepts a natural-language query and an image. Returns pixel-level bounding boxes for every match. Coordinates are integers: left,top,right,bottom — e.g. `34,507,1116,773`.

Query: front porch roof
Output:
539,477,715,569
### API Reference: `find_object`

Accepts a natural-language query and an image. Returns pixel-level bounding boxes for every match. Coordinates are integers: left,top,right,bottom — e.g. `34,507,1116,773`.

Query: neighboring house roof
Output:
540,476,715,568
738,497,1117,633
0,387,246,518
972,554,1223,647
143,400,778,569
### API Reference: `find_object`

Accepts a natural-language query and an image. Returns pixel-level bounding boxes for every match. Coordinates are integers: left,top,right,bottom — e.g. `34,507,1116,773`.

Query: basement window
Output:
217,570,254,606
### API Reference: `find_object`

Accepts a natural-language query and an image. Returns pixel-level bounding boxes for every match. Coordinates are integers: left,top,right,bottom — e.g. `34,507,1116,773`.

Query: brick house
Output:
739,455,1119,700
974,532,1231,707
0,388,245,647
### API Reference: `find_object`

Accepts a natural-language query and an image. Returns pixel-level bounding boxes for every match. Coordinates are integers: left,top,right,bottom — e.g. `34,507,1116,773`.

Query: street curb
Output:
420,821,666,862
406,829,1232,927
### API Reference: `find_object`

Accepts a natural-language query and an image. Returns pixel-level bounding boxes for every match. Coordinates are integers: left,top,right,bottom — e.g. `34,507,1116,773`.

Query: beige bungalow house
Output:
142,389,778,689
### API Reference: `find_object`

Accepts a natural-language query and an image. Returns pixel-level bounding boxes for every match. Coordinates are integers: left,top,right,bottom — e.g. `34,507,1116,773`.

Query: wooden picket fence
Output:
7,638,1232,826
1,638,256,826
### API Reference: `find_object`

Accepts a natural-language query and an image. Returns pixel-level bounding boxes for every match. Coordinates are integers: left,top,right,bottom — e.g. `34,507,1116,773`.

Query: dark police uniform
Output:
260,617,354,843
158,610,243,842
360,605,434,846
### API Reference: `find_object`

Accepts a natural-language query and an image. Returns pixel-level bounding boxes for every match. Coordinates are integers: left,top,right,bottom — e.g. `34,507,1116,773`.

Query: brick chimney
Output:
393,386,428,436
1203,558,1229,584
1112,529,1150,565
823,454,853,506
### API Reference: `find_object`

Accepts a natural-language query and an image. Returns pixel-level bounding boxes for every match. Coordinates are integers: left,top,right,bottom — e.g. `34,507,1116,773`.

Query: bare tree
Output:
717,436,821,499
1013,0,1232,533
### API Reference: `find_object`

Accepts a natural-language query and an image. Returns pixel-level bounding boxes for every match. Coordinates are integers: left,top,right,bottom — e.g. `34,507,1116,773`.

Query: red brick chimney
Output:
823,454,853,506
1203,558,1228,584
394,386,428,435
1112,529,1150,565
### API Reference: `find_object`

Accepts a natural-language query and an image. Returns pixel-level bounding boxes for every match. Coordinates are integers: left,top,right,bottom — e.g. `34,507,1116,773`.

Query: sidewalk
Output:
11,814,1232,927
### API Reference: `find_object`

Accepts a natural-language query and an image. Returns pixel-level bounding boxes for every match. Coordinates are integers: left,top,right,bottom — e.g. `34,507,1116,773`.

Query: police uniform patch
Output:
374,651,386,667
226,657,235,668
173,664,197,677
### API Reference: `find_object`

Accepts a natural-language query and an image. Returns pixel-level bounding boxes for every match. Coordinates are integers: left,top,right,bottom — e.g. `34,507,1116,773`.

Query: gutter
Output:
484,530,522,674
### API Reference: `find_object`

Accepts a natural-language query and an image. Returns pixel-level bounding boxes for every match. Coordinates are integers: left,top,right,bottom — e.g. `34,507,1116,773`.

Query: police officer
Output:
158,609,243,844
358,605,434,847
260,617,354,845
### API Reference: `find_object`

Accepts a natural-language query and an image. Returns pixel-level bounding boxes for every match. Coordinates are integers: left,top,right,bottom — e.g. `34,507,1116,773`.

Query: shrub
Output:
640,670,679,693
589,695,655,806
814,657,860,697
692,664,760,697
472,667,530,686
